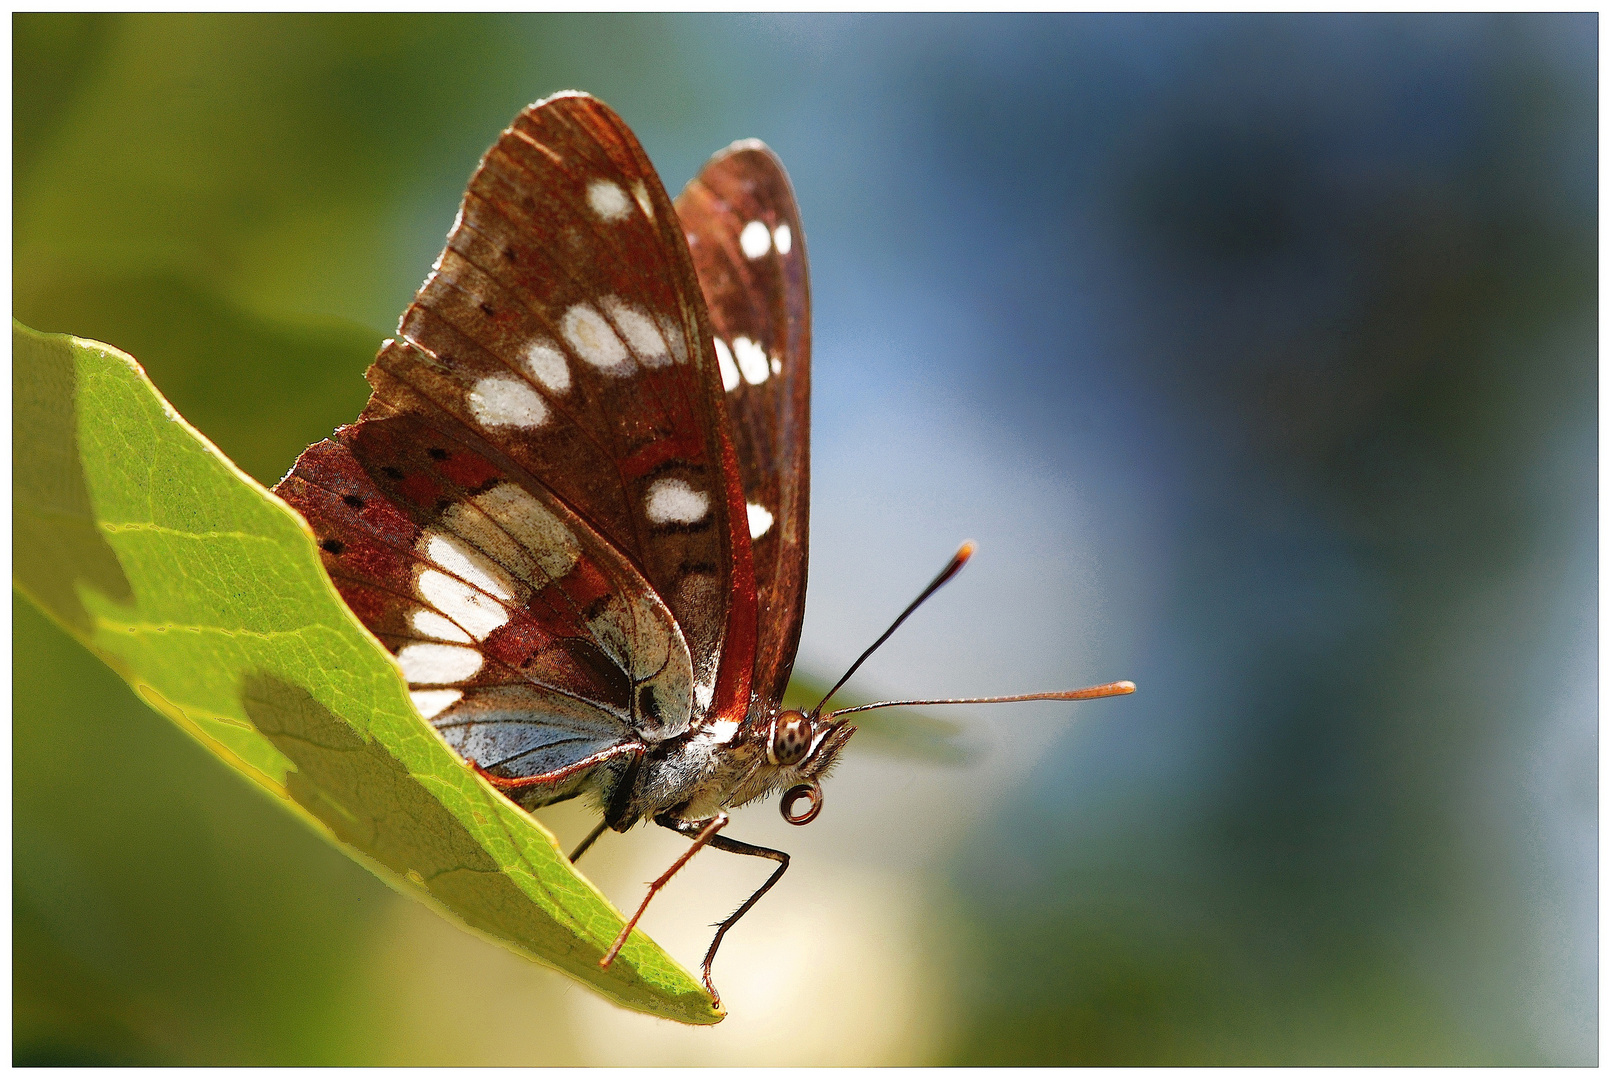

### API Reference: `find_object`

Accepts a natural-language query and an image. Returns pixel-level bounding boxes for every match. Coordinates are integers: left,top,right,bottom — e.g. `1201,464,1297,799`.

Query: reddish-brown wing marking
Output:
675,143,811,719
277,417,692,803
275,92,758,806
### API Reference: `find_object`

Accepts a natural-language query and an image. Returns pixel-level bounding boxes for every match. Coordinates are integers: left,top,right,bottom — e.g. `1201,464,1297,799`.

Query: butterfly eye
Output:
781,782,823,825
769,711,813,766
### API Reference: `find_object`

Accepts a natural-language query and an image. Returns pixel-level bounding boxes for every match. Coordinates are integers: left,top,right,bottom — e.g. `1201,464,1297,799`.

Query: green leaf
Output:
11,320,723,1026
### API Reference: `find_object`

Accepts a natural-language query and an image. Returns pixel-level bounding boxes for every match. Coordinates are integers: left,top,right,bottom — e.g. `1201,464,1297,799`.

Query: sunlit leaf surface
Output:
11,320,722,1026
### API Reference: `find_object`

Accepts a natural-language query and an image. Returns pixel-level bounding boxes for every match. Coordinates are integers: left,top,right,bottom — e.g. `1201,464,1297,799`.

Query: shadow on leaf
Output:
244,672,577,955
12,323,134,632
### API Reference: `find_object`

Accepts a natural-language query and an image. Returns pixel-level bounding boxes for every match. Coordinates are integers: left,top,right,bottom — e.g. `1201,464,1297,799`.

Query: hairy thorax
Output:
626,720,768,823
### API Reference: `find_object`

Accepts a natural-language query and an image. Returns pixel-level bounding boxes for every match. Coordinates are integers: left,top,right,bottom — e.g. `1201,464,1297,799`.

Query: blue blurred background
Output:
13,13,1596,1064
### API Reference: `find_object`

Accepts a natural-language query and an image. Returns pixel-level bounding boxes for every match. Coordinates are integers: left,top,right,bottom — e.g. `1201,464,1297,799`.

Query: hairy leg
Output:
569,818,610,863
654,815,792,1008
599,812,730,970
698,834,790,1007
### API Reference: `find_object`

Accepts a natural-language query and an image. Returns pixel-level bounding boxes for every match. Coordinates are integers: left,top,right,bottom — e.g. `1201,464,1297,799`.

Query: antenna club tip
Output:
1115,680,1137,694
957,540,977,561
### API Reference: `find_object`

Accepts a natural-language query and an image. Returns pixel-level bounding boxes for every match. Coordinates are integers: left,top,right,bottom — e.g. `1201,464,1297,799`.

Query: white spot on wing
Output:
733,336,769,385
713,338,740,392
740,220,771,259
746,502,774,540
439,504,540,591
773,222,793,255
658,315,688,364
417,569,510,641
469,376,547,429
771,355,782,375
409,688,463,720
601,297,670,367
587,179,631,221
523,339,570,393
411,608,472,644
396,642,483,684
632,180,654,219
645,478,710,525
471,482,580,581
422,531,517,601
562,302,631,373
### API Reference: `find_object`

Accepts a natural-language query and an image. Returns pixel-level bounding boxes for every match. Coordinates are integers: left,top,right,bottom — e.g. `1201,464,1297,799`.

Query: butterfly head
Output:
760,709,855,826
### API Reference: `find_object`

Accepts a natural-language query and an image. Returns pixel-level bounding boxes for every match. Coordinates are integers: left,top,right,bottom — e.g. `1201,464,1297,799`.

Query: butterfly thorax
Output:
620,716,767,823
610,702,852,825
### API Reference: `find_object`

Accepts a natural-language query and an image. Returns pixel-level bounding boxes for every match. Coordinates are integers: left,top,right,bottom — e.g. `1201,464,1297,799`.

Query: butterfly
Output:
274,91,1133,1007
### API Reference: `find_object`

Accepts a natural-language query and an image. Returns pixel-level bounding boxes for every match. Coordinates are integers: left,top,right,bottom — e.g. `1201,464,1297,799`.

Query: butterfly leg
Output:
698,834,790,1008
599,812,730,972
649,816,791,1008
570,744,648,864
569,819,610,864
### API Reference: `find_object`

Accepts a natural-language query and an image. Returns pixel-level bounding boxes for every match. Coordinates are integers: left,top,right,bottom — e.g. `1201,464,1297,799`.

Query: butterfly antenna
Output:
811,541,977,719
823,681,1136,720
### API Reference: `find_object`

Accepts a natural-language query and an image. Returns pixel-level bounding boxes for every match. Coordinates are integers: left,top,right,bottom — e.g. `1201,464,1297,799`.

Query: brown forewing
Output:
278,92,759,738
675,141,811,719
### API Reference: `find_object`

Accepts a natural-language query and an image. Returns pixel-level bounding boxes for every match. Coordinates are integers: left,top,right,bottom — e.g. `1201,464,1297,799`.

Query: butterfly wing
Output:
675,142,811,718
275,92,758,808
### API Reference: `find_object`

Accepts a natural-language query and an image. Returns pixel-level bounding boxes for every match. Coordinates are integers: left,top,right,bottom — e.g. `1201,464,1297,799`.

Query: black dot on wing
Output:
381,466,404,480
502,247,518,263
320,538,345,555
649,518,715,537
343,494,365,509
479,303,495,317
427,447,449,460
